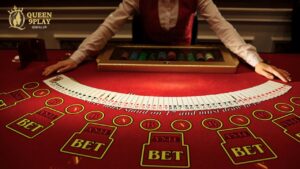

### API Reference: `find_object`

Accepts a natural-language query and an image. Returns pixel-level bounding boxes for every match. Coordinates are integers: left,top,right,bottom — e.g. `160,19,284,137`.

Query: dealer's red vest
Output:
138,0,198,45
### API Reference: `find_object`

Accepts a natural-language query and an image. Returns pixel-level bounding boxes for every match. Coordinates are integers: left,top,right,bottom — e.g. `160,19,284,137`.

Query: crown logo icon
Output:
8,6,26,30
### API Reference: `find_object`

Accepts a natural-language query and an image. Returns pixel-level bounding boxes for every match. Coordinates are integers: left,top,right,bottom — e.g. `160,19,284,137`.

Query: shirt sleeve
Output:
197,0,263,67
70,0,138,64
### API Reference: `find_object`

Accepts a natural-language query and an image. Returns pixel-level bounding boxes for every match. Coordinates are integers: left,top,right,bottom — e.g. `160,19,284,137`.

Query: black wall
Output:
292,0,300,52
0,0,293,8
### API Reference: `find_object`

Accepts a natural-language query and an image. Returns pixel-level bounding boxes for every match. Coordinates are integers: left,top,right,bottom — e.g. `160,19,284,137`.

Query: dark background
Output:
0,0,294,8
1,0,298,52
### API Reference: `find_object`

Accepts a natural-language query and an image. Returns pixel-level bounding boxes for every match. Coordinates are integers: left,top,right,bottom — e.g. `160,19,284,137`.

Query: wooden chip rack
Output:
96,44,239,73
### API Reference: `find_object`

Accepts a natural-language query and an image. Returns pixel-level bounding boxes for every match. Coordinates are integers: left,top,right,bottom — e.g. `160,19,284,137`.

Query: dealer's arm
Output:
42,0,138,76
197,0,291,82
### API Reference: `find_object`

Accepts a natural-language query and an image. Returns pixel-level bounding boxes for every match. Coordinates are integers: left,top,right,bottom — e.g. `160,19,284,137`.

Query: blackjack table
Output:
0,48,299,169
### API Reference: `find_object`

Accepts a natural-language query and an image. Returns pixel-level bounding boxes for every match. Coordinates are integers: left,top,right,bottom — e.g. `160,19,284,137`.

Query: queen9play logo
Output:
8,6,26,30
8,5,52,30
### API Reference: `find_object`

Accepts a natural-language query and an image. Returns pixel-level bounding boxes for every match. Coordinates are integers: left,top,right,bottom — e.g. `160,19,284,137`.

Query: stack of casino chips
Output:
167,51,177,61
117,50,216,62
139,52,147,60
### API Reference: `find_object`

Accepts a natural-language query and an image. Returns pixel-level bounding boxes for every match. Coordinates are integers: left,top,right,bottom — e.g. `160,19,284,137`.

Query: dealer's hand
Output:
255,62,291,83
42,58,78,76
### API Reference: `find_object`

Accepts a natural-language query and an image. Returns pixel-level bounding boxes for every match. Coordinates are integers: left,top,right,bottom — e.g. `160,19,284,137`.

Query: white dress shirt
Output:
70,0,263,67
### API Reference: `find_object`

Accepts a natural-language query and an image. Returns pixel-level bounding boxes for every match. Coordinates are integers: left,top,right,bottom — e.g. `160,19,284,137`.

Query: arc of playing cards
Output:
44,75,291,111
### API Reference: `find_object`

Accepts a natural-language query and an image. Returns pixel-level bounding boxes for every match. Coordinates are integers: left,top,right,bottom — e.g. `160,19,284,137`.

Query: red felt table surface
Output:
0,49,299,169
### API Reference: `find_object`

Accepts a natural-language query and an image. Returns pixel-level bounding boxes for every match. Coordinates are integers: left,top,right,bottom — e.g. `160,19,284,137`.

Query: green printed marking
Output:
0,99,6,107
